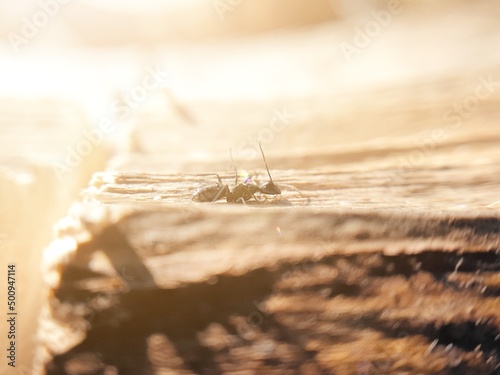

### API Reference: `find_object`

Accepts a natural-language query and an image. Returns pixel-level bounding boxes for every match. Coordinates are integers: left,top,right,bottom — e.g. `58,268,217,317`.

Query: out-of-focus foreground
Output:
0,0,499,374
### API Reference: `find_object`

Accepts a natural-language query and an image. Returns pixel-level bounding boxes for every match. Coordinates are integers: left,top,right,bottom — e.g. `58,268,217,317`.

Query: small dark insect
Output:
192,142,281,203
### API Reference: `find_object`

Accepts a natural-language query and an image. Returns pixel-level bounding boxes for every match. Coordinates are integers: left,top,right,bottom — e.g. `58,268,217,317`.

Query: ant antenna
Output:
259,142,274,183
230,148,238,185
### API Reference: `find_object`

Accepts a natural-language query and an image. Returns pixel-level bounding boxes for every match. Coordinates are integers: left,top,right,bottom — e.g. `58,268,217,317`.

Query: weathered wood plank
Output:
37,158,500,373
32,1,500,372
41,214,500,374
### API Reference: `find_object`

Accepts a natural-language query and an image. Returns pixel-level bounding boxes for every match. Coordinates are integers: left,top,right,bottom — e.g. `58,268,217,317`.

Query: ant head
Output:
259,181,281,195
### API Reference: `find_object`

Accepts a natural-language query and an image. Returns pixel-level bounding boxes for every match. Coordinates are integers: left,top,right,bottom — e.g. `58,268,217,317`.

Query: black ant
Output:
192,142,281,203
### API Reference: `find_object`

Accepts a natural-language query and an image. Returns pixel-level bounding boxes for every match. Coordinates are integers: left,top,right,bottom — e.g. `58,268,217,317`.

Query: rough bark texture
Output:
26,1,500,374
37,159,500,374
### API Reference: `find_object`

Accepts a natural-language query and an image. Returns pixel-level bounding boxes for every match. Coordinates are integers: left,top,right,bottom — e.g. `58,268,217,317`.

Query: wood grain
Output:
32,1,500,373
38,154,500,373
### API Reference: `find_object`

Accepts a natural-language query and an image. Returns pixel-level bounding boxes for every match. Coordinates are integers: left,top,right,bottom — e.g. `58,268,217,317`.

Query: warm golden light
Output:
1,1,499,374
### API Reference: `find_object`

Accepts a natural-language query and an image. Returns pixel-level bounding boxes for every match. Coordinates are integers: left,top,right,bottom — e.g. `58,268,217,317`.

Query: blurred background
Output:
0,0,499,373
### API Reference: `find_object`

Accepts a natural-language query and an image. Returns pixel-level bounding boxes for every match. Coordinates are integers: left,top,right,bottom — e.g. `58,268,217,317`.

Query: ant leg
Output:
253,194,265,203
278,183,309,203
211,174,227,202
212,187,227,202
235,197,247,205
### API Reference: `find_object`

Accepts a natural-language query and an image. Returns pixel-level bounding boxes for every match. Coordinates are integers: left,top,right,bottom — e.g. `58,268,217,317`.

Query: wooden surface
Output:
45,245,500,374
18,1,500,373
38,149,500,373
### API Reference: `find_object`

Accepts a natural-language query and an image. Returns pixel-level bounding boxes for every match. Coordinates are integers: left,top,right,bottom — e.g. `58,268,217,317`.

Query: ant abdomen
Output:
192,175,229,202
